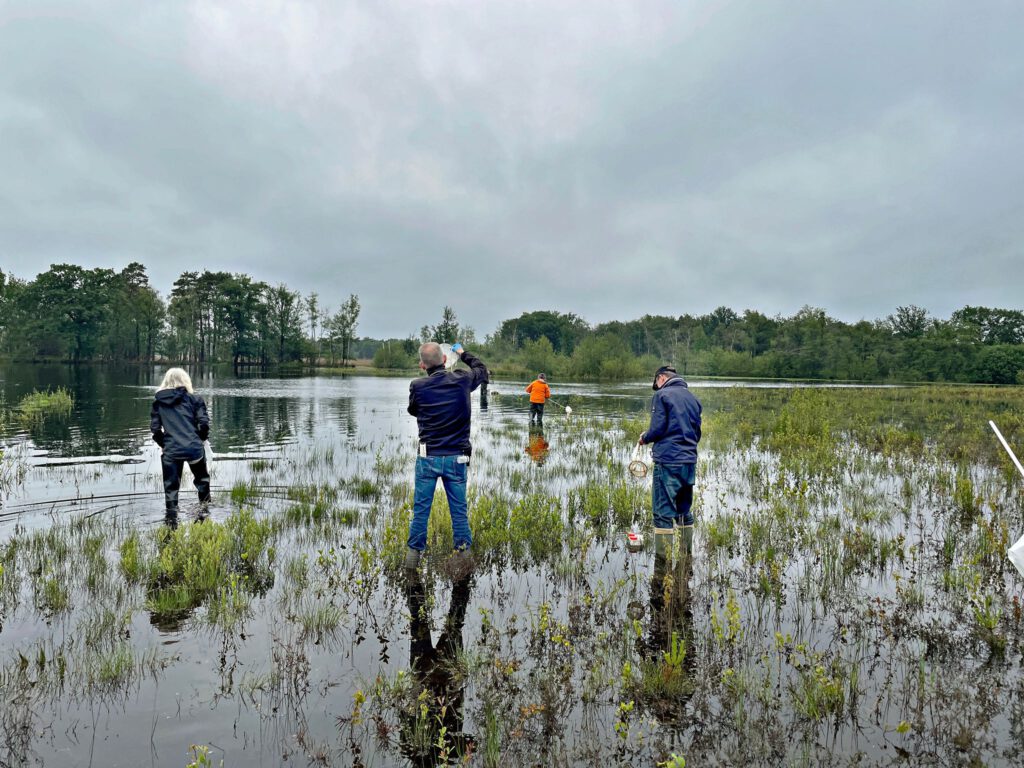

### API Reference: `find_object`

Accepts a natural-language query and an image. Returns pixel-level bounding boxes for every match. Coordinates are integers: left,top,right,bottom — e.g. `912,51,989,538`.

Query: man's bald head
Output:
419,342,443,368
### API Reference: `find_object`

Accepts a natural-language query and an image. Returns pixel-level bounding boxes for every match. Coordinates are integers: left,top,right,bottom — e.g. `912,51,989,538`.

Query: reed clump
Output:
120,510,276,624
14,388,73,425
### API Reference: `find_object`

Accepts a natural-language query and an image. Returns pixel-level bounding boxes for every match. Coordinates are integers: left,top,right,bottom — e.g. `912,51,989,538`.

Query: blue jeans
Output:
653,462,696,529
407,455,472,552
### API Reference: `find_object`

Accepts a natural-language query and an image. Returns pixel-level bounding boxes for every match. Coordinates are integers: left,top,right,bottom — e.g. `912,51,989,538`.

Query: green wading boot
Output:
404,547,422,570
677,524,694,556
675,524,694,587
654,528,675,562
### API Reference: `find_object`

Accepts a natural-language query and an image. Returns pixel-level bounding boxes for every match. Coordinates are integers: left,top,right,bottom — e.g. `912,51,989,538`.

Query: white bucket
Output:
438,343,459,370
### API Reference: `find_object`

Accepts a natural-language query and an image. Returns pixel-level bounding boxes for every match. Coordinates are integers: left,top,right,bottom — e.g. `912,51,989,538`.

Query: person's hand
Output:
451,343,464,355
637,433,645,446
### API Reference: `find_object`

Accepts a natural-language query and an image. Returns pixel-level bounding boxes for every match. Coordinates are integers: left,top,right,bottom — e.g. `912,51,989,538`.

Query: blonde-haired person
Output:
151,367,211,514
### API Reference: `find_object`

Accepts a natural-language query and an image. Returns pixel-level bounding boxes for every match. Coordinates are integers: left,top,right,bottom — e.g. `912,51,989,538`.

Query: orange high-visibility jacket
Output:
526,379,550,403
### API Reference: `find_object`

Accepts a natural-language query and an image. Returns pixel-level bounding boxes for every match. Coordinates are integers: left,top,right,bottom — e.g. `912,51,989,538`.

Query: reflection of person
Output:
648,527,694,647
525,427,550,465
525,373,550,425
638,365,702,556
151,368,210,515
401,571,474,766
480,368,489,410
405,342,488,569
638,526,696,719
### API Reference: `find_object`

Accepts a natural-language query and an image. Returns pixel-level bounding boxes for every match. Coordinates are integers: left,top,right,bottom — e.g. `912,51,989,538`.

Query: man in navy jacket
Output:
405,342,488,569
638,365,702,558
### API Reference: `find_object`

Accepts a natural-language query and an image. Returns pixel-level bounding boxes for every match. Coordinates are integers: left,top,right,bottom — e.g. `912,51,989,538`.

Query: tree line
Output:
480,306,1024,384
2,263,1023,384
0,264,360,367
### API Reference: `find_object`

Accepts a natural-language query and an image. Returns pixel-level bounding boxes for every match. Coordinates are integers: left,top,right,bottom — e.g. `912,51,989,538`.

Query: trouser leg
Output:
441,456,472,551
407,456,439,551
189,456,211,504
674,481,694,527
651,464,677,531
161,455,183,512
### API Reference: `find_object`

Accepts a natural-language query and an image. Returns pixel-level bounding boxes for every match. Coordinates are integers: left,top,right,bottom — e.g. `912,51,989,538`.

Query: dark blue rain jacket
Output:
408,350,488,456
641,376,701,465
151,387,209,462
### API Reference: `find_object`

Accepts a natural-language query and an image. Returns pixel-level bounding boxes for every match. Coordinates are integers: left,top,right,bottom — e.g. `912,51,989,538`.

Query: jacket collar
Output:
660,375,687,389
426,364,446,376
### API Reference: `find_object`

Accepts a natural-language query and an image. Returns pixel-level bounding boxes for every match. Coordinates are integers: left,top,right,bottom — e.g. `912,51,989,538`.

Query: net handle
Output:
990,421,1024,481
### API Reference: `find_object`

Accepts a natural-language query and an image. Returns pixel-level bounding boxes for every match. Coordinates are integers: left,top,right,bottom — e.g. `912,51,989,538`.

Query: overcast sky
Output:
1,1,1022,338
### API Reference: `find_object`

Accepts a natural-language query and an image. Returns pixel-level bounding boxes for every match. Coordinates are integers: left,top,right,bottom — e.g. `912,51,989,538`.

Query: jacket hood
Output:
155,386,188,404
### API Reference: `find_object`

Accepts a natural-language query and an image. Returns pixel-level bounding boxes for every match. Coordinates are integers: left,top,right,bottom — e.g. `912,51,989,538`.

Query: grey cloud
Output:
1,0,1022,338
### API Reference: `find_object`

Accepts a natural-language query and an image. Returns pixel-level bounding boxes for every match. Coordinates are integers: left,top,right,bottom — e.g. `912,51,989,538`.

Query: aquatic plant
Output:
14,388,73,426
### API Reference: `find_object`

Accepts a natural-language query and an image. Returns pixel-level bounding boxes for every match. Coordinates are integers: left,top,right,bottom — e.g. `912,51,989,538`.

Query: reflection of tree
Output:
217,396,298,451
1,364,152,455
525,427,550,465
400,572,474,766
330,397,358,440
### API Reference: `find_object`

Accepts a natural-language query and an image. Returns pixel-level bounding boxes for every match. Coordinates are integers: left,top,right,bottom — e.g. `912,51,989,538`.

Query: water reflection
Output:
401,571,474,765
0,364,154,456
639,530,696,723
0,364,368,460
525,427,550,465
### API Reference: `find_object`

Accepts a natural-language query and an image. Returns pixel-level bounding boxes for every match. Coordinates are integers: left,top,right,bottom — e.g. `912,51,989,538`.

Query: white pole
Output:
989,420,1024,481
991,421,1024,578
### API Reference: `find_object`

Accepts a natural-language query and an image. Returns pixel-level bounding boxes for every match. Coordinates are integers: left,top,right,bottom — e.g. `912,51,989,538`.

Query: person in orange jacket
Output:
525,373,551,425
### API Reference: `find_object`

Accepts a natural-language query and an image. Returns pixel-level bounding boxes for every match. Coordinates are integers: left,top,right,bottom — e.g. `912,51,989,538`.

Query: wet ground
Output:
1,365,1023,766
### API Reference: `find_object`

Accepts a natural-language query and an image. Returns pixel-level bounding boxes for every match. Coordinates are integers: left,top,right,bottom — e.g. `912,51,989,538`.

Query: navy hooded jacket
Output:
408,350,488,456
641,376,701,465
151,387,209,462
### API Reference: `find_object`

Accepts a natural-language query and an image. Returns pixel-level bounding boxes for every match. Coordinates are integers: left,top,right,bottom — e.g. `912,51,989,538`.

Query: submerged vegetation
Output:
0,382,1023,765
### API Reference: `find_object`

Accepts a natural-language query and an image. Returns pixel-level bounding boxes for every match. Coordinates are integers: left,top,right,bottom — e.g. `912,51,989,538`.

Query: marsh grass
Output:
120,510,276,629
2,383,1024,766
13,388,73,426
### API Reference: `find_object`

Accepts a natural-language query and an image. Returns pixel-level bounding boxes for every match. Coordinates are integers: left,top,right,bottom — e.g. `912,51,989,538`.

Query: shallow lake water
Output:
1,364,1022,767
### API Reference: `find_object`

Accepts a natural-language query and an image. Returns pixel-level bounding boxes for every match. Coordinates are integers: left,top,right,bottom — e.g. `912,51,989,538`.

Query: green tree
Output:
887,305,931,338
328,294,361,366
571,334,637,380
429,306,461,344
973,345,1024,384
267,283,304,363
373,340,414,369
27,264,113,361
497,310,589,354
520,336,559,376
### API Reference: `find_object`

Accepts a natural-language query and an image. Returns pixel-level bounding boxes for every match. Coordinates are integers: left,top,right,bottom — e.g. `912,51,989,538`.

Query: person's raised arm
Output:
454,346,488,391
407,382,420,416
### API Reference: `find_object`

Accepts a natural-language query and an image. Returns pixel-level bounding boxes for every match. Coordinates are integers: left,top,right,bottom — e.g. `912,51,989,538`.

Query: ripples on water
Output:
1,364,1021,766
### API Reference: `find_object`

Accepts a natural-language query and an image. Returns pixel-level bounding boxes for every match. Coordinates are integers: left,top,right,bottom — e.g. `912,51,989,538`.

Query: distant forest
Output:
2,263,1024,384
